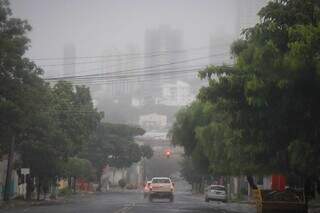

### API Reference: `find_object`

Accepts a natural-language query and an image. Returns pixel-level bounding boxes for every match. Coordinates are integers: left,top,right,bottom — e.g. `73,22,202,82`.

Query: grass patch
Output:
58,188,73,197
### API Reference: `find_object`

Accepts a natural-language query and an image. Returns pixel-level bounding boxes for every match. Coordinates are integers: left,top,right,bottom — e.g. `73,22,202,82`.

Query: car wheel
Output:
149,196,153,202
205,197,209,202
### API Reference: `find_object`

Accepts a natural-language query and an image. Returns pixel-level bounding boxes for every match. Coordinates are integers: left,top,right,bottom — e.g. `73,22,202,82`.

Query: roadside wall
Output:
0,157,19,199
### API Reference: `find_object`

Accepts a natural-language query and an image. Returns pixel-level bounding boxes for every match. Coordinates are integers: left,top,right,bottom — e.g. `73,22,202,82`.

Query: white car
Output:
149,177,174,202
205,185,227,202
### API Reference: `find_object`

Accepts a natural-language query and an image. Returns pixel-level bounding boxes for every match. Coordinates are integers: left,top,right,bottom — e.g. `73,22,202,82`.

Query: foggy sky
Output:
10,0,238,71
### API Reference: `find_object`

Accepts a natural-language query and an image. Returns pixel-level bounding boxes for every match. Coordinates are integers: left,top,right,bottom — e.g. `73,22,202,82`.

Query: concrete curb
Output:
0,199,67,209
0,192,98,210
207,202,256,213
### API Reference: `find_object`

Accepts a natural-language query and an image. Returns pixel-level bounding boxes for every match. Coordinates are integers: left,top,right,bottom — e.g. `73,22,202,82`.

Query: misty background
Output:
11,0,237,59
10,0,267,128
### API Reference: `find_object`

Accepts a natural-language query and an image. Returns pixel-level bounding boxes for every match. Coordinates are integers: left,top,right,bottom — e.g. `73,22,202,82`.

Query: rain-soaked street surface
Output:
0,191,254,213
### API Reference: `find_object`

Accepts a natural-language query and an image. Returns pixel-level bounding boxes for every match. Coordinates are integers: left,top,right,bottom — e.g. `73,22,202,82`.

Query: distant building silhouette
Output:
235,0,268,36
209,30,234,66
144,25,184,78
100,46,141,98
142,25,184,105
158,80,194,106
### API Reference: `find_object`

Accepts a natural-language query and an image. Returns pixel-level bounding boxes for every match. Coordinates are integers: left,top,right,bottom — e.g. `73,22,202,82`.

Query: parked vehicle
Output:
205,185,227,202
149,177,174,202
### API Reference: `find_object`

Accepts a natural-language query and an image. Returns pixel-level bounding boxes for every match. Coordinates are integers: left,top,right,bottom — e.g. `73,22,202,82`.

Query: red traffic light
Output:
165,149,171,158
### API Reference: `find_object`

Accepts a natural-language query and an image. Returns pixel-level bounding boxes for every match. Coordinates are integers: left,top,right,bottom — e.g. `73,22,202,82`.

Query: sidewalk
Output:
309,202,320,213
192,192,320,213
0,192,96,210
309,208,320,213
191,193,256,213
0,198,67,210
211,202,256,213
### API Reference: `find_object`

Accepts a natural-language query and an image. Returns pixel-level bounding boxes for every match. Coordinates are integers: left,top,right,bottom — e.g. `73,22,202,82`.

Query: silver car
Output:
205,185,227,202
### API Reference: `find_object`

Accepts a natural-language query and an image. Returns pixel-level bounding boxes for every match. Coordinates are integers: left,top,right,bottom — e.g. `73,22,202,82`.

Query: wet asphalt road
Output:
0,191,251,213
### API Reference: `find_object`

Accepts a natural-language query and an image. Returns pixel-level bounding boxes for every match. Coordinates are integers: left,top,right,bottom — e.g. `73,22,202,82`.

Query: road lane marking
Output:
113,206,131,213
113,203,135,213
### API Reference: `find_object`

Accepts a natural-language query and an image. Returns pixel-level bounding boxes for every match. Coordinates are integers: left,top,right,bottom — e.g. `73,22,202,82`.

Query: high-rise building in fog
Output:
145,25,183,69
63,44,76,77
125,45,141,95
142,25,184,104
209,30,234,66
235,0,268,36
92,46,142,102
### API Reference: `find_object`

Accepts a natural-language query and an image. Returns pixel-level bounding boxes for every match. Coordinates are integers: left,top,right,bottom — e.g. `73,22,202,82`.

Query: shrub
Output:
59,187,73,197
118,179,126,189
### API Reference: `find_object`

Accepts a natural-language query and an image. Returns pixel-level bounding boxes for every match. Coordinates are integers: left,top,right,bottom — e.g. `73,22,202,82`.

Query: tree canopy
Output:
1,0,148,197
171,0,320,188
81,122,149,188
140,144,154,159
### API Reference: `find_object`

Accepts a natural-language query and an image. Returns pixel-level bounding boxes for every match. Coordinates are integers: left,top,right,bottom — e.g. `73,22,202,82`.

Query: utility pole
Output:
3,136,15,201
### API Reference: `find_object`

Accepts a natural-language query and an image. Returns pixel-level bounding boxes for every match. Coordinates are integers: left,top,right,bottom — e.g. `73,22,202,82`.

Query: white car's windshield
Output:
211,186,225,191
152,179,171,184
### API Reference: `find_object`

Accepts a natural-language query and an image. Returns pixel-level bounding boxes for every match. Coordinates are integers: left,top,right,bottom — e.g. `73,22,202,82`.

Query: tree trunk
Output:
304,178,314,211
3,136,15,201
237,176,241,199
36,176,41,201
73,176,76,193
112,170,115,185
26,175,33,201
96,170,102,192
246,175,258,189
68,176,72,189
142,158,146,183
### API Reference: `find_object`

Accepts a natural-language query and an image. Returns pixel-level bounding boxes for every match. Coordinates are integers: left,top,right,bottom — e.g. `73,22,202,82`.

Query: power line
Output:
38,50,203,67
76,71,200,86
44,63,208,79
74,63,230,86
47,65,206,83
41,47,231,77
44,53,228,81
31,46,214,61
43,75,205,110
72,64,231,86
68,68,202,84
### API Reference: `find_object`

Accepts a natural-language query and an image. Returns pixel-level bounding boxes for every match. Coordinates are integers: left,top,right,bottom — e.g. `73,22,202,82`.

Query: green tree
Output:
169,101,213,155
179,156,209,185
107,136,142,170
60,157,94,192
0,0,53,201
0,0,102,201
140,145,153,159
50,81,102,158
197,0,320,200
81,123,145,190
16,81,101,199
169,101,212,182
